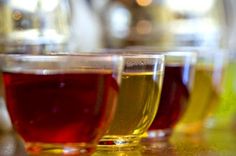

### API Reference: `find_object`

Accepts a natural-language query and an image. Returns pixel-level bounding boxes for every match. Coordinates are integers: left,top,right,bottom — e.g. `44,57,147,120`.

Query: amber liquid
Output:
149,65,192,130
177,66,222,133
3,71,119,143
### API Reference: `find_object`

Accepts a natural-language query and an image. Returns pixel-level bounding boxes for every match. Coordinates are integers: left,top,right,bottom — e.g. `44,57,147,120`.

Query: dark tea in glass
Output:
0,54,123,155
147,52,196,140
3,72,118,143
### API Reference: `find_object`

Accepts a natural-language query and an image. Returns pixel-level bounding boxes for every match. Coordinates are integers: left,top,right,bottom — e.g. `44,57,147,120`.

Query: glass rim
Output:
120,54,165,60
101,48,196,65
126,45,227,52
94,48,165,59
0,53,125,64
173,46,228,52
115,47,197,58
0,52,165,63
163,51,197,57
0,52,124,75
0,52,123,57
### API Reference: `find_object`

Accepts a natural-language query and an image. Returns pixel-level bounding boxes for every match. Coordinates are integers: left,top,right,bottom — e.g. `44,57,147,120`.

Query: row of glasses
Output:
3,48,226,155
0,1,228,155
0,51,165,155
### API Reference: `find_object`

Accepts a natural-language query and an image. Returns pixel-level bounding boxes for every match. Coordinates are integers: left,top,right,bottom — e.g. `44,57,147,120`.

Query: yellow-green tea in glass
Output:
206,52,236,129
98,53,165,150
176,50,227,134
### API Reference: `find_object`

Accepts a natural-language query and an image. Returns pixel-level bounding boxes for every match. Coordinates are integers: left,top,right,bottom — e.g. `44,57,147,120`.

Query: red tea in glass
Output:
3,72,118,143
0,54,123,155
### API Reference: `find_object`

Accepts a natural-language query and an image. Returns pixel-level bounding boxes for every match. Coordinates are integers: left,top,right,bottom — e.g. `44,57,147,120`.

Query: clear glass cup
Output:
0,0,70,54
0,53,123,155
176,49,227,134
98,52,165,150
147,51,196,140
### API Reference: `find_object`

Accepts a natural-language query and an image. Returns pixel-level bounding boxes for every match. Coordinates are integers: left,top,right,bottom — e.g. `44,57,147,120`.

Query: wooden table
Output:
1,127,236,156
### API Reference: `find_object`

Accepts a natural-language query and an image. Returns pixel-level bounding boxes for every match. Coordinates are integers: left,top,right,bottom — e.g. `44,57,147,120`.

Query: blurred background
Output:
68,0,228,50
0,0,236,135
0,0,231,52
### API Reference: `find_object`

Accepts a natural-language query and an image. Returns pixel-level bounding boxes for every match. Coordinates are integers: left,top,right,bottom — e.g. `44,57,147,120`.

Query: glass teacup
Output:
176,49,227,134
147,51,196,140
0,53,123,155
98,52,165,150
209,51,236,129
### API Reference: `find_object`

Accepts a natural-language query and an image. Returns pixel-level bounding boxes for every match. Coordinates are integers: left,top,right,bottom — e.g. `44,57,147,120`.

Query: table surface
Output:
0,127,236,156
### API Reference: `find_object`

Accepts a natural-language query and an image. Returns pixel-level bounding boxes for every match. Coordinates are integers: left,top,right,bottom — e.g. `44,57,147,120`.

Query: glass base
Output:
26,142,96,155
97,135,140,151
144,129,172,141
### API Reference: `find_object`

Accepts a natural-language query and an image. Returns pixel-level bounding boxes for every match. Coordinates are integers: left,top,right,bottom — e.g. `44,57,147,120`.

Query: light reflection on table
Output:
1,128,236,156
